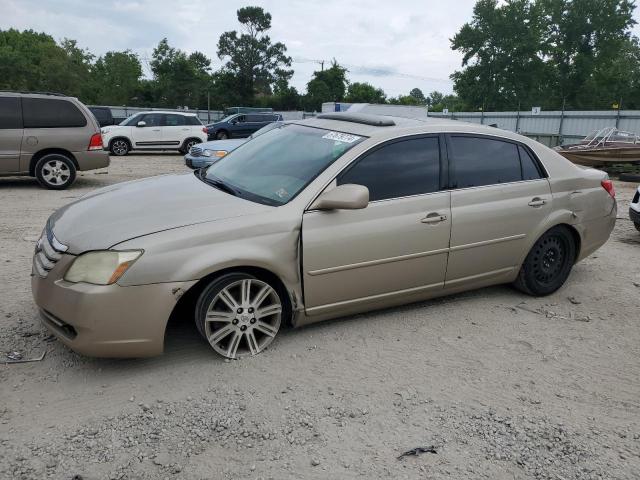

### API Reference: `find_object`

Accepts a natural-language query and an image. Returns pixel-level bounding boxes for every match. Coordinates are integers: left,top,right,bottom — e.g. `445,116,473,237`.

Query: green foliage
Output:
304,60,348,111
451,0,640,110
92,51,142,105
345,82,387,103
217,6,292,103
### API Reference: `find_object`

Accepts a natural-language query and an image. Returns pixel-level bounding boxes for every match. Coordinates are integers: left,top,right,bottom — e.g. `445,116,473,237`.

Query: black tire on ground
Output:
34,154,76,190
618,173,640,183
513,225,577,296
180,138,201,154
110,138,130,156
215,130,229,140
194,272,288,358
635,222,640,233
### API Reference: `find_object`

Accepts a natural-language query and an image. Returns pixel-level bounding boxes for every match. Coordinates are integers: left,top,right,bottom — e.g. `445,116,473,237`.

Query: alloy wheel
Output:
112,140,129,155
204,278,282,358
41,160,70,186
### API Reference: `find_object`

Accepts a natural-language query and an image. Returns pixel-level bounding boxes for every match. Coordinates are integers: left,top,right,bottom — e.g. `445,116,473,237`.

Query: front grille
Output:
190,146,203,157
32,226,67,278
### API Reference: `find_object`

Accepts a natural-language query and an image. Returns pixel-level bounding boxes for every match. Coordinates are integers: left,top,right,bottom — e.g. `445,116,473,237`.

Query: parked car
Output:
0,91,109,189
206,113,283,140
88,106,115,127
101,111,207,156
32,113,616,359
630,185,640,231
184,121,284,169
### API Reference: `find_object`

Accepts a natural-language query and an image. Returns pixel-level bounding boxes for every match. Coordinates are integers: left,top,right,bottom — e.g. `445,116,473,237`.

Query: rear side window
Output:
22,98,87,128
518,145,543,180
163,114,186,126
449,136,521,188
186,116,202,125
338,137,440,201
0,97,22,129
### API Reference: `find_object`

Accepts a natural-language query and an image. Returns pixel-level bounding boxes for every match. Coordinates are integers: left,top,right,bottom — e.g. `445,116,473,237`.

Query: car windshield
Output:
119,113,140,126
204,124,366,206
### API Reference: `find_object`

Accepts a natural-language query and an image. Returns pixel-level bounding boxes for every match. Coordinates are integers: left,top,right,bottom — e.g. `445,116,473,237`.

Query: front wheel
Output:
513,226,576,296
195,273,285,359
181,138,200,154
35,154,76,190
215,130,229,140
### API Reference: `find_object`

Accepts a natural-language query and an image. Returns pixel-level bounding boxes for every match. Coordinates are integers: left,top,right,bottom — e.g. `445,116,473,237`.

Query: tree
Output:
409,88,427,105
217,6,292,103
304,60,348,110
345,82,387,103
451,0,640,110
92,51,142,105
150,38,212,108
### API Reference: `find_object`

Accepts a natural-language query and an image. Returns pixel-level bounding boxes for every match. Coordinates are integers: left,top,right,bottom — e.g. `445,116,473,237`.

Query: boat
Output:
554,127,640,166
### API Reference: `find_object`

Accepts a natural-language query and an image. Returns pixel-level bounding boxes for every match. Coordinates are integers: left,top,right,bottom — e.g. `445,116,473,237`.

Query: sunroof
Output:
316,113,395,126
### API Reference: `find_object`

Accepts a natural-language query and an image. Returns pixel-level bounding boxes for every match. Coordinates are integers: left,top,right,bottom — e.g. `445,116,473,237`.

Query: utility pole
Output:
318,60,325,72
207,91,211,124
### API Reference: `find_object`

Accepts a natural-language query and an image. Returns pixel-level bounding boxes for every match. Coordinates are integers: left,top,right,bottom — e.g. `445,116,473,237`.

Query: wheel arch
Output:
168,265,295,330
29,148,78,176
109,136,132,149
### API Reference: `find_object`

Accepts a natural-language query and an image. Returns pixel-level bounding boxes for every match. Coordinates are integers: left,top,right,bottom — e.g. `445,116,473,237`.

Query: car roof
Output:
295,112,533,143
136,111,198,116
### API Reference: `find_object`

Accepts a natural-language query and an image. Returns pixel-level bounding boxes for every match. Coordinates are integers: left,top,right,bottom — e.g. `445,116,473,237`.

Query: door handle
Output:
421,213,448,224
528,197,546,207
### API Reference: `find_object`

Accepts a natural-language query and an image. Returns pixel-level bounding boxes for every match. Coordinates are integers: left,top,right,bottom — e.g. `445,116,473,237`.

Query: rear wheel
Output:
635,222,640,233
180,138,201,154
110,139,130,156
195,273,285,359
35,154,76,190
513,226,576,296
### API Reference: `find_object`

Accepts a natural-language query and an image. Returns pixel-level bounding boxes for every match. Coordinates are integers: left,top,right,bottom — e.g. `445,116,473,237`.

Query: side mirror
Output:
136,121,146,128
310,184,369,211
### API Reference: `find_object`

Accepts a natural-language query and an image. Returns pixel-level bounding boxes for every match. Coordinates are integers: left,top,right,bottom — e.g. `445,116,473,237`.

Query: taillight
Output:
601,179,615,198
202,127,208,134
88,133,103,151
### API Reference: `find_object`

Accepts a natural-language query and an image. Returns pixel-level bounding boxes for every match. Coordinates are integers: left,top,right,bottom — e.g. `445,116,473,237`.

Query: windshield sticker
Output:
322,132,361,144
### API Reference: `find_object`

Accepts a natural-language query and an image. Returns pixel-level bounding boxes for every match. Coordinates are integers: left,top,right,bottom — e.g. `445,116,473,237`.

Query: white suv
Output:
101,111,207,156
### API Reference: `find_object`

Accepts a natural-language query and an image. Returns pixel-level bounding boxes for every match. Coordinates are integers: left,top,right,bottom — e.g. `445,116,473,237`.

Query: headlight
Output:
64,250,143,285
203,149,227,158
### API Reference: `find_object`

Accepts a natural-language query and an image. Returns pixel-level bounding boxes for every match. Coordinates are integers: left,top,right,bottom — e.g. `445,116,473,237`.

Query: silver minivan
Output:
0,91,110,189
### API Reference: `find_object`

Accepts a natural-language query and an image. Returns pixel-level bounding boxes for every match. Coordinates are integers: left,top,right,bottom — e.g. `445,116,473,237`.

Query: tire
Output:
110,138,130,156
513,225,577,296
35,154,76,190
619,173,640,183
180,138,201,154
195,273,287,359
635,222,640,233
215,130,229,140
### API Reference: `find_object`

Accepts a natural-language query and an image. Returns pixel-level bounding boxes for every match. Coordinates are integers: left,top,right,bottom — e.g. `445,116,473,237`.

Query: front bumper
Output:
630,206,640,225
31,254,196,357
184,154,215,170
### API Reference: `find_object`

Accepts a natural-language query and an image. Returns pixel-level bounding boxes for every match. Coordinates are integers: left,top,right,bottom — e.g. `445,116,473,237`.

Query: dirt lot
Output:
0,154,639,480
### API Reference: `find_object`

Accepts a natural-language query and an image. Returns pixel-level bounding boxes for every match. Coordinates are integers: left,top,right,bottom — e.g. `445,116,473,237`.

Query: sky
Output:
2,0,640,97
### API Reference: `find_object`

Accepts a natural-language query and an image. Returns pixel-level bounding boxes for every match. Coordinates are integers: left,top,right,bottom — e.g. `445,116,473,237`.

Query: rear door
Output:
445,134,551,286
161,114,188,147
0,96,22,173
133,113,163,148
302,135,451,315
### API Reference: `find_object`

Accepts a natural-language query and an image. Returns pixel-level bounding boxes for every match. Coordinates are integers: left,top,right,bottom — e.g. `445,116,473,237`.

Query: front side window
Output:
0,97,21,129
205,124,366,206
449,136,522,188
22,98,87,128
140,113,162,127
338,137,441,201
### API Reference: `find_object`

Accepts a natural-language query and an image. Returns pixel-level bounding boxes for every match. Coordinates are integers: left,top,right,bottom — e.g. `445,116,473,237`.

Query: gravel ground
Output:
0,153,639,480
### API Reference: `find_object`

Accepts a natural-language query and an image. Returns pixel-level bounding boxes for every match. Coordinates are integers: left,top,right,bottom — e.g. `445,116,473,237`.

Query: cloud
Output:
2,0,639,97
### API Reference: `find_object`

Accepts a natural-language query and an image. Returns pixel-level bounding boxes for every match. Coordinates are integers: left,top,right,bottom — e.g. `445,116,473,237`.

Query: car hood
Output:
198,138,247,152
49,173,271,254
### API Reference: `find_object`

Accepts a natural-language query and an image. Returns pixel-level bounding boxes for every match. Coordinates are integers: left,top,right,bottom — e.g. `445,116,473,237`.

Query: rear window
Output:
22,98,87,128
0,97,22,129
164,114,186,126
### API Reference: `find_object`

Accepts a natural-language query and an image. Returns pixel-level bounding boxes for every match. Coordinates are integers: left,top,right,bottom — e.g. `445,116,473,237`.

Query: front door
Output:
0,97,23,173
302,135,451,316
133,113,163,148
445,134,552,285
